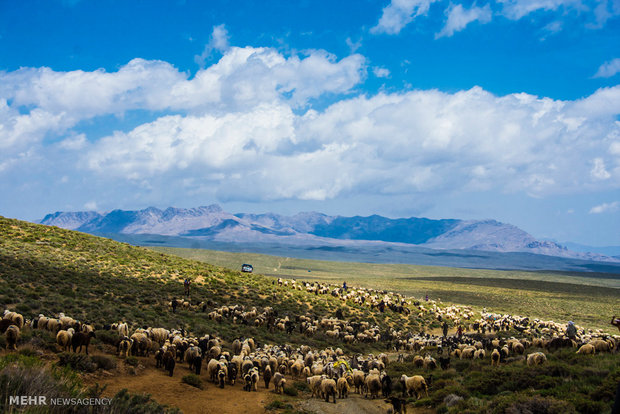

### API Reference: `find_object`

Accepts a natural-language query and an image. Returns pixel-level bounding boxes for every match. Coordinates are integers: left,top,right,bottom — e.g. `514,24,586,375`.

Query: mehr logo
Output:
9,396,47,405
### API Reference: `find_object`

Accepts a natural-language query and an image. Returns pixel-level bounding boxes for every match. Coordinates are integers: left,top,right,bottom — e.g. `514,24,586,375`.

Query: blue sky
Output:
0,0,619,246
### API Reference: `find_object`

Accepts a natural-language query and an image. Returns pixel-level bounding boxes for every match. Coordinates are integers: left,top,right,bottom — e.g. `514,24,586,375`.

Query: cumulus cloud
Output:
371,0,440,35
194,24,231,67
589,201,619,214
76,84,620,203
373,67,391,78
594,58,620,78
436,3,493,38
1,40,620,207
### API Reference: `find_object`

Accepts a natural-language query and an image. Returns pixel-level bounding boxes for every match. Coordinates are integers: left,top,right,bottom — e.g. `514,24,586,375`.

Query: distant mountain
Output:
39,205,619,263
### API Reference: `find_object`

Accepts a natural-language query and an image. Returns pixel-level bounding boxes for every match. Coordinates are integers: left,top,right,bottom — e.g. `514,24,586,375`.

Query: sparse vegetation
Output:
0,216,618,413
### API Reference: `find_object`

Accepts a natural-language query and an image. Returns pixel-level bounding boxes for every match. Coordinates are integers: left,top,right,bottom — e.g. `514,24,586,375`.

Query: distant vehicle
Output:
241,264,253,273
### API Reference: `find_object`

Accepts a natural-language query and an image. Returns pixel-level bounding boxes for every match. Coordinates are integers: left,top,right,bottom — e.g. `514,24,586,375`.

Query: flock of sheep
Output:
2,275,619,413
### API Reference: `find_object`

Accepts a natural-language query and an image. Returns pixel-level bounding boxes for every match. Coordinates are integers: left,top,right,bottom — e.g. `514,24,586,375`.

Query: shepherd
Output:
184,278,191,297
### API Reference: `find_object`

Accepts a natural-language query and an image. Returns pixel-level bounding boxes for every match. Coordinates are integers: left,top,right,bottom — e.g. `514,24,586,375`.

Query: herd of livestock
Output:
2,276,619,412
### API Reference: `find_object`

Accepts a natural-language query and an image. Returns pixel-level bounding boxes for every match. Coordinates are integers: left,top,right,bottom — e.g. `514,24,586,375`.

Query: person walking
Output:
442,321,449,338
184,278,191,297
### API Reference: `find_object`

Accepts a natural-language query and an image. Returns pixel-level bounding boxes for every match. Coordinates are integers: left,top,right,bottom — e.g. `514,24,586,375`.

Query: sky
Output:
0,0,619,246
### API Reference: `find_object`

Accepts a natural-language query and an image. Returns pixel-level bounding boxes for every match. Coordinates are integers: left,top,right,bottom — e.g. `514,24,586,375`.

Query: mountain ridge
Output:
39,204,618,263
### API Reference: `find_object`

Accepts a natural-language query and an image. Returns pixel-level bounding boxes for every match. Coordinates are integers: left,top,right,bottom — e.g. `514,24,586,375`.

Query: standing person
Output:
171,298,178,313
457,325,463,338
425,294,429,302
442,321,449,338
342,281,347,292
566,321,577,340
184,278,191,297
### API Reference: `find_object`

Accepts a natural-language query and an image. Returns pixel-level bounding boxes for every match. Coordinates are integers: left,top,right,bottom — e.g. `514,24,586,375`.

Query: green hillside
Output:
0,216,408,351
150,247,620,330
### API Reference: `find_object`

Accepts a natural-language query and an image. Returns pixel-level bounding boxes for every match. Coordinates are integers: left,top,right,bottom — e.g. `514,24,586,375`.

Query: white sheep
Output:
400,375,428,400
273,372,287,394
576,344,595,355
56,329,73,352
526,352,547,366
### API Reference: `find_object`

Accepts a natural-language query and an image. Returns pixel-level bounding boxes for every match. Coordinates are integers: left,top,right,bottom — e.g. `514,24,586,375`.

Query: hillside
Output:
38,205,618,264
0,216,404,351
2,217,620,414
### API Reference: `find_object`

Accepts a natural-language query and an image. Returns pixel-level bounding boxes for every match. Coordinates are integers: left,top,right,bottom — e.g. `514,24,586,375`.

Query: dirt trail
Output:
84,354,271,414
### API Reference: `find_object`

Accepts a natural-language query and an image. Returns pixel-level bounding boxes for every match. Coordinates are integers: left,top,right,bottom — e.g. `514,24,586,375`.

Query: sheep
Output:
118,338,132,357
412,355,424,368
56,329,73,352
37,315,49,330
473,349,486,360
526,352,547,366
491,349,500,367
321,378,337,403
576,344,596,355
117,322,129,338
163,350,176,376
352,370,365,394
273,372,287,394
263,365,272,389
217,366,227,388
291,360,304,378
385,397,407,414
365,374,382,399
184,346,202,373
337,376,350,399
307,375,325,398
5,325,20,350
46,318,61,333
590,339,612,353
3,310,24,329
249,367,259,391
400,375,428,400
71,331,95,355
207,359,222,383
423,355,437,370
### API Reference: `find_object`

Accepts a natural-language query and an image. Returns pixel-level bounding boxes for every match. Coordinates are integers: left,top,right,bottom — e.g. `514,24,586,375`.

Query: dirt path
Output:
298,394,388,414
83,354,272,414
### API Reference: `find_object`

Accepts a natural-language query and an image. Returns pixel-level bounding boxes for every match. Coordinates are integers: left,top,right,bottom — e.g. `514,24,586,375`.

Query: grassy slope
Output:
0,216,408,352
150,247,620,331
1,217,619,413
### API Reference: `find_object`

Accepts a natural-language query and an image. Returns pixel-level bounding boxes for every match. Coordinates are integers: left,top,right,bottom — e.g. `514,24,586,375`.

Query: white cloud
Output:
497,0,583,20
371,0,440,35
77,84,620,203
589,201,619,214
373,67,391,78
591,158,611,180
594,58,620,78
436,3,493,39
194,24,230,67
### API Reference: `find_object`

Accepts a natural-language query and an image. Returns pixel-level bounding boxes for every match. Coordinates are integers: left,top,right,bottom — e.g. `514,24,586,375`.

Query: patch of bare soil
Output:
296,393,436,414
83,353,272,414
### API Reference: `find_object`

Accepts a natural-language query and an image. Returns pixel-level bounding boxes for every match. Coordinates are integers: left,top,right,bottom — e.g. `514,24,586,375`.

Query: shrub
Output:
91,354,117,370
125,356,139,366
265,400,293,410
283,385,298,396
56,353,97,373
182,374,203,389
96,329,120,346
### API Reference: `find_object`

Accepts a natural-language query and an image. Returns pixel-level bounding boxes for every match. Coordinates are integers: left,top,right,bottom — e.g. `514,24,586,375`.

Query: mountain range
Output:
39,205,618,266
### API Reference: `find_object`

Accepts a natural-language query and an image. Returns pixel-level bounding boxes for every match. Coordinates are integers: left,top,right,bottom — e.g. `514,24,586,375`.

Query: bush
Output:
283,385,298,396
56,353,97,373
182,374,203,389
91,354,117,370
265,400,293,410
125,356,139,366
96,329,120,346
